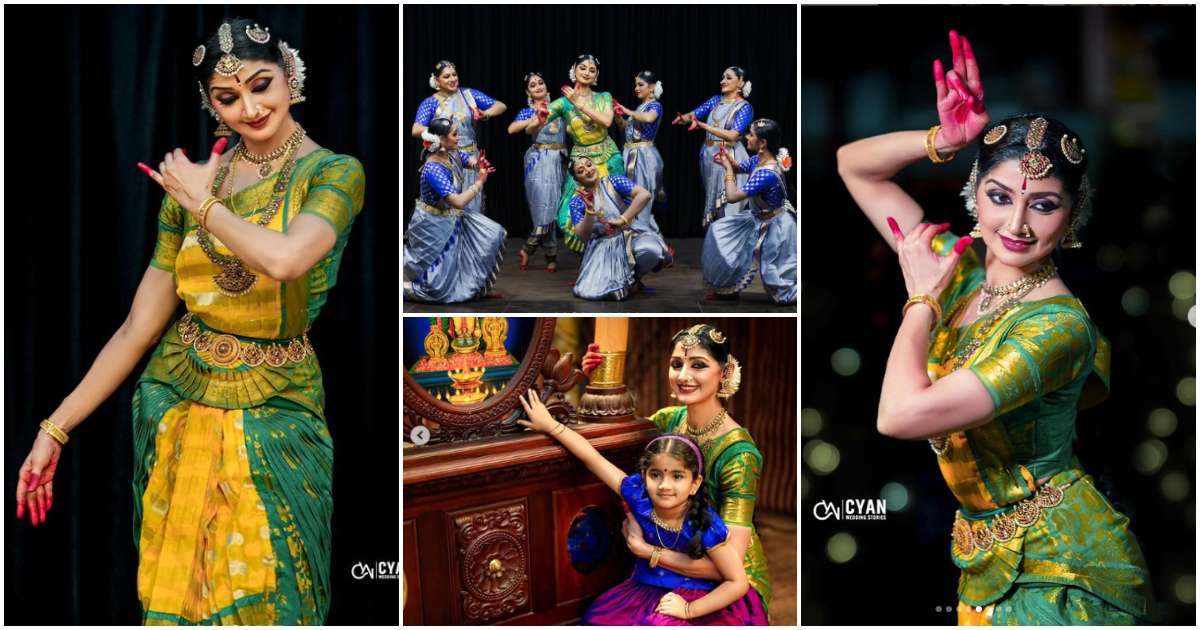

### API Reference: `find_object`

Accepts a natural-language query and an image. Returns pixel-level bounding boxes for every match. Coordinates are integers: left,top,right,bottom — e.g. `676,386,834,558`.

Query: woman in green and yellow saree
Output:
14,18,364,625
586,325,772,621
837,30,1154,626
545,54,627,254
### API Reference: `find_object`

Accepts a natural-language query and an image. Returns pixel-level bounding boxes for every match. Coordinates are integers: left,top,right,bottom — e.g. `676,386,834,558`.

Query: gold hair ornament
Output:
214,22,244,77
1018,117,1053,179
983,125,1007,145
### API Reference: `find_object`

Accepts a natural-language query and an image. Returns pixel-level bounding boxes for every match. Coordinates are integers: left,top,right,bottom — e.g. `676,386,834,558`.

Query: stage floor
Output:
403,238,797,313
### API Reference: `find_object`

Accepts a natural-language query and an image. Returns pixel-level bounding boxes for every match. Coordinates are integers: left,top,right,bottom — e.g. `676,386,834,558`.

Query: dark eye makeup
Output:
216,78,273,106
985,189,1060,213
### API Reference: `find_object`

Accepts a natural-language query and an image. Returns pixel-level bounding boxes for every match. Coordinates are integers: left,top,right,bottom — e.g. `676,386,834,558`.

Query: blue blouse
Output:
627,101,663,141
738,156,787,209
414,88,498,125
691,95,753,133
419,152,472,204
568,176,636,224
620,474,728,591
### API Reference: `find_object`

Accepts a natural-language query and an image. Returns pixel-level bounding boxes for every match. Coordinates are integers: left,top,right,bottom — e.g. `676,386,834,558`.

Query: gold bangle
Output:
39,419,69,445
649,546,663,569
197,196,221,230
685,601,693,620
903,294,943,329
925,125,957,164
550,422,567,436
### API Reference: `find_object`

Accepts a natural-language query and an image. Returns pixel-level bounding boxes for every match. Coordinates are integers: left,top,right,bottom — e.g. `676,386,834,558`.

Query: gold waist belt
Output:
415,200,462,218
951,480,1070,556
571,140,615,159
177,313,313,368
533,143,564,150
625,140,655,149
705,139,735,148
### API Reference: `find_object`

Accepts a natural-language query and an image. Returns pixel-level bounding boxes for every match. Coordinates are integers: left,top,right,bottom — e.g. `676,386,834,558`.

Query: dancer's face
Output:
719,68,743,95
668,343,722,405
644,453,702,513
745,127,760,152
572,158,598,186
634,77,649,100
526,75,547,100
575,60,598,86
440,122,460,151
436,66,459,92
974,159,1072,267
207,60,291,144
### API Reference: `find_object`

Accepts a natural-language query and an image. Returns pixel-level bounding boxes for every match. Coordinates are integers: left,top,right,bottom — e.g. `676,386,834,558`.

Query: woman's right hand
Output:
581,343,602,376
16,432,63,526
934,30,989,149
671,111,694,126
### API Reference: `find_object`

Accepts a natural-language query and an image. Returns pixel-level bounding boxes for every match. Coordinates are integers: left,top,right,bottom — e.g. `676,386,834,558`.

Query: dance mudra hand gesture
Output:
137,137,229,217
934,30,990,148
16,430,62,526
580,343,602,377
671,111,695,126
515,389,558,434
888,217,972,299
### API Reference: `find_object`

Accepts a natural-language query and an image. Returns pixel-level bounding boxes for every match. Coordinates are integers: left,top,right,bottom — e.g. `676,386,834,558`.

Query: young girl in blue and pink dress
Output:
517,390,768,625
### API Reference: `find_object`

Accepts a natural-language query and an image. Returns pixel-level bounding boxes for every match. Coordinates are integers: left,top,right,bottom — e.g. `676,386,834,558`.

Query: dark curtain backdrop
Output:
4,6,398,625
402,5,798,239
625,317,797,515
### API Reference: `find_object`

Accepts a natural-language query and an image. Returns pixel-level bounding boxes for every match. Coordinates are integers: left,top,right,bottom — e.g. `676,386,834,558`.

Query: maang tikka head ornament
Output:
1018,117,1053,182
214,22,244,77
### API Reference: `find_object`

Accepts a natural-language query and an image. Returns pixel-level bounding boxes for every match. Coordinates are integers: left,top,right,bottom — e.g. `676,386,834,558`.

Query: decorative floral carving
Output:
455,503,530,623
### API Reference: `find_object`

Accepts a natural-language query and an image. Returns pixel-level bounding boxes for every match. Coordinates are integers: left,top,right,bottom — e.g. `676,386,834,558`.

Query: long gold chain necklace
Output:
929,262,1058,454
237,124,306,177
198,126,305,297
685,408,727,442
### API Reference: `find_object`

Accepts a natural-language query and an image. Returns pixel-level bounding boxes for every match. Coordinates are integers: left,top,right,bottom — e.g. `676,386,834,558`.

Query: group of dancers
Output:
404,54,797,305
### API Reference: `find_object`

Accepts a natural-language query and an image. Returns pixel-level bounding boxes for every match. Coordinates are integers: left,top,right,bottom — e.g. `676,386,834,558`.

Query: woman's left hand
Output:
137,138,228,217
515,389,558,434
889,217,971,298
621,514,652,558
655,593,689,619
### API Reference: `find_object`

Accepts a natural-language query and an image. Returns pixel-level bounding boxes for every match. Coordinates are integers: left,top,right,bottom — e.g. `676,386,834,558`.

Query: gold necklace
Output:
199,129,304,297
650,508,684,537
237,124,306,177
929,263,1058,454
685,408,728,442
979,261,1057,314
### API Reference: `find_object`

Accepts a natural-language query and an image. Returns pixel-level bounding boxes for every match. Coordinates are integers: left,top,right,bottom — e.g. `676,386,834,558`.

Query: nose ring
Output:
1020,224,1033,239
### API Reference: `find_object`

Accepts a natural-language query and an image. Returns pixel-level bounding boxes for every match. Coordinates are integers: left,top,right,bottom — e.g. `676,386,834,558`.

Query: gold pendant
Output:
258,162,273,178
978,293,992,314
214,266,257,297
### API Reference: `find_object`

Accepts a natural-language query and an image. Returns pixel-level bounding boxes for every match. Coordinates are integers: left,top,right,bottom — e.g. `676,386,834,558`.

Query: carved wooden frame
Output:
404,317,577,443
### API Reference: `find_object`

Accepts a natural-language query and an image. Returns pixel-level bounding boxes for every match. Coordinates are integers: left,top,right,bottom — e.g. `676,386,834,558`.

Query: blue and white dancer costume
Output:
413,88,497,214
702,156,796,304
403,152,506,303
621,100,672,271
567,175,664,300
691,96,753,226
514,106,567,263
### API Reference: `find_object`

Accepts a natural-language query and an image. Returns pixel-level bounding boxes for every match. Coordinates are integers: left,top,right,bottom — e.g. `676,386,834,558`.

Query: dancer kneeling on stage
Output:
702,118,796,304
566,157,665,301
404,116,506,303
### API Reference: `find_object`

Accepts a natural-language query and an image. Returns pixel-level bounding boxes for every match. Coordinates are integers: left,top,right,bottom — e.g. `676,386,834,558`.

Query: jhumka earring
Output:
717,355,741,399
279,41,308,105
197,80,231,138
970,223,983,238
1060,225,1082,249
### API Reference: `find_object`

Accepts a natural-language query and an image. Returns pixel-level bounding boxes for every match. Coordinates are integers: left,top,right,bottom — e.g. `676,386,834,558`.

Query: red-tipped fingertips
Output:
886,217,904,239
935,222,952,234
953,236,974,254
212,138,229,155
136,163,154,177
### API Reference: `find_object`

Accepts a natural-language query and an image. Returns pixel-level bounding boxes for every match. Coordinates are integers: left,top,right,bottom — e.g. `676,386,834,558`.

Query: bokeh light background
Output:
800,5,1195,625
